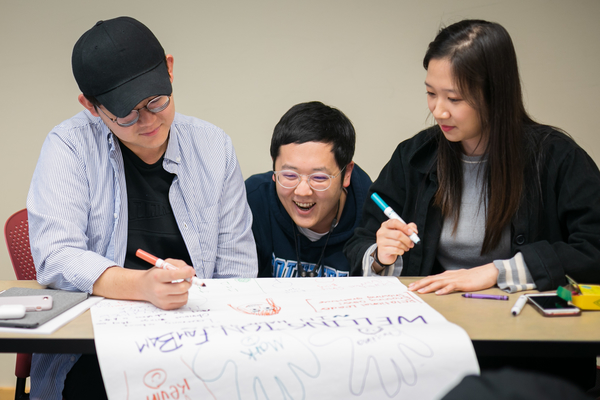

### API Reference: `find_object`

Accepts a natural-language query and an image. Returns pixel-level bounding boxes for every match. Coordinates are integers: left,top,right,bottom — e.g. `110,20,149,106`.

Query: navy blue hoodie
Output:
245,165,372,277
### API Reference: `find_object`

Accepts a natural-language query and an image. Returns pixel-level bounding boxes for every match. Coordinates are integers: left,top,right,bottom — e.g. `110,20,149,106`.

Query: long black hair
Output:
424,20,535,254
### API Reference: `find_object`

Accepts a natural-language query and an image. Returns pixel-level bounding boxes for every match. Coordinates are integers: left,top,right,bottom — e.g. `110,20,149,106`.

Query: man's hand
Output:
139,262,195,309
407,263,499,295
93,261,195,310
375,219,418,265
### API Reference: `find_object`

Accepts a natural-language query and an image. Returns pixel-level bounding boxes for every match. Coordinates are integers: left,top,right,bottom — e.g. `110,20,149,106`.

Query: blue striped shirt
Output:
26,110,257,400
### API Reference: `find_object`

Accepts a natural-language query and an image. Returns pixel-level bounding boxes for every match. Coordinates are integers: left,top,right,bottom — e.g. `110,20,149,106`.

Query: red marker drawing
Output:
136,249,204,286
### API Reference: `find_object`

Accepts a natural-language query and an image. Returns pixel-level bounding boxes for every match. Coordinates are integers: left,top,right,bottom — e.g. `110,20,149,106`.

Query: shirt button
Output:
70,356,76,362
114,213,118,219
176,156,181,162
515,235,525,245
184,223,188,229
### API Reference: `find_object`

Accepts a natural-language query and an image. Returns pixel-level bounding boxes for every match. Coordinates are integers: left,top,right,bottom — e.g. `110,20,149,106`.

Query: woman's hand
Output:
407,263,499,295
375,219,418,265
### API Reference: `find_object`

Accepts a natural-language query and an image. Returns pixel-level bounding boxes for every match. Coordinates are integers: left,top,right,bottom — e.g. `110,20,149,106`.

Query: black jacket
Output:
344,125,600,290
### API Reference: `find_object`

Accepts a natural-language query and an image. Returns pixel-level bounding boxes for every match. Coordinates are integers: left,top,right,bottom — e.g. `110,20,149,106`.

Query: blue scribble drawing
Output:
190,332,321,399
309,326,434,397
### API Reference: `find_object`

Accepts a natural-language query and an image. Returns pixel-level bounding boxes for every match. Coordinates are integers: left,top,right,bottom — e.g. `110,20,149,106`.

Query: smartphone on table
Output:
527,293,581,317
0,295,53,311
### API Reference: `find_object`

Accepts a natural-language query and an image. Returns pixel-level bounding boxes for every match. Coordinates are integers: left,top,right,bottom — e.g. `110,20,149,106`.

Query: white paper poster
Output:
92,277,479,399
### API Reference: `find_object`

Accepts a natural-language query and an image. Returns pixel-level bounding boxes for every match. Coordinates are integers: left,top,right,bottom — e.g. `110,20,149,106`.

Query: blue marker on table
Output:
371,193,421,244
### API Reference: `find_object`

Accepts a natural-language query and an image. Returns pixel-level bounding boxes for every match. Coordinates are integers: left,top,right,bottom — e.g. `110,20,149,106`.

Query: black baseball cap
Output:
72,17,172,118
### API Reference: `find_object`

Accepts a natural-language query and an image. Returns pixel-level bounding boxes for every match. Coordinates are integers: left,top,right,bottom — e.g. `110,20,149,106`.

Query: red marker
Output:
136,249,204,286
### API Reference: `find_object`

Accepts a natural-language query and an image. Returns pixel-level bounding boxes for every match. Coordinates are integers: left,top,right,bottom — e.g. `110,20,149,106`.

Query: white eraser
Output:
0,304,27,319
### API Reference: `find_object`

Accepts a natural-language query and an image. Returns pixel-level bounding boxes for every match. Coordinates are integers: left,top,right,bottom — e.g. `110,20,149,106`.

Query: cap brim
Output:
96,61,172,118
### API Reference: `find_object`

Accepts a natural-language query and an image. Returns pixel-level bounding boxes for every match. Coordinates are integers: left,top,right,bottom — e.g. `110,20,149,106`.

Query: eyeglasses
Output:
97,95,171,127
273,166,346,191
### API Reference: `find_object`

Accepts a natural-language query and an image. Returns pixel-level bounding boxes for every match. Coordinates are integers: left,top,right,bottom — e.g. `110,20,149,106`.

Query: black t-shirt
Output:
118,140,192,270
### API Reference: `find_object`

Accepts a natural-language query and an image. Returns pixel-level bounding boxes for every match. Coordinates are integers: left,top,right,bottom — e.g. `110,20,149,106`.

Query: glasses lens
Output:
147,96,170,112
117,111,139,127
277,171,300,188
309,174,331,191
114,96,170,127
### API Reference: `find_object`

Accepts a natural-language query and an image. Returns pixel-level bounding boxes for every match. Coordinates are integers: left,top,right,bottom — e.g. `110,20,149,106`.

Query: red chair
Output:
4,208,36,400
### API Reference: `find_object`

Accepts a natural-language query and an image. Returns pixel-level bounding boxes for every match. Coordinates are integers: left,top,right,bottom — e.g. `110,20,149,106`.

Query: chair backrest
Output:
4,209,37,281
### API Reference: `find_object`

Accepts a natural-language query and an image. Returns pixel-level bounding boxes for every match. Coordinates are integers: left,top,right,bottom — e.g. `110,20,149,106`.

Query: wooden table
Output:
400,278,600,359
0,281,94,353
1,279,598,359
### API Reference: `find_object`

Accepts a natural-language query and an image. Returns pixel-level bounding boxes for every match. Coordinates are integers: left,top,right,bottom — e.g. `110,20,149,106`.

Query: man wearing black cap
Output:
27,17,257,399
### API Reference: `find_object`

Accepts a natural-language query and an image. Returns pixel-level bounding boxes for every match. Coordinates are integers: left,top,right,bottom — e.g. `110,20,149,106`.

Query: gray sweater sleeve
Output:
361,244,403,277
494,252,537,293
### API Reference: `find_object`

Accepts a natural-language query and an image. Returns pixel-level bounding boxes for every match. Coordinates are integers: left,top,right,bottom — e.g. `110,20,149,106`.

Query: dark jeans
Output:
62,354,108,400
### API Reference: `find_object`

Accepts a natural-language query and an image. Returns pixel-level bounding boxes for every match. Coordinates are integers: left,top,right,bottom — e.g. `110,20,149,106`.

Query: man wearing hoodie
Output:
245,101,372,277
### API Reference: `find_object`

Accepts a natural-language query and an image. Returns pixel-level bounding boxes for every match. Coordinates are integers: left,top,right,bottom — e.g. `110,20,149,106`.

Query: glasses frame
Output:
273,166,346,192
96,95,171,127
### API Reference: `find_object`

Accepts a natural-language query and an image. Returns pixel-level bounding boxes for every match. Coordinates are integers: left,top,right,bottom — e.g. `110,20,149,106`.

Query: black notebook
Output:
0,287,89,329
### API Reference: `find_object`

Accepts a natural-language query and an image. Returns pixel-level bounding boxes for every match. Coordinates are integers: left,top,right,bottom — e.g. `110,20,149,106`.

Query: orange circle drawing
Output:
144,369,167,389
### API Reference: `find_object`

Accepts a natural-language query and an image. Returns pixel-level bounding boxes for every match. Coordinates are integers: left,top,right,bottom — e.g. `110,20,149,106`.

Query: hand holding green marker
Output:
371,192,420,244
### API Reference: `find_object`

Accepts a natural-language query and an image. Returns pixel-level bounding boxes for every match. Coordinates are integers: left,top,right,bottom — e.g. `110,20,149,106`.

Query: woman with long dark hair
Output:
345,19,600,294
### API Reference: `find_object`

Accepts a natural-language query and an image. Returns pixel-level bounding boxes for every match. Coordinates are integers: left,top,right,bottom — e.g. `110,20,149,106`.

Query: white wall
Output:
1,0,598,389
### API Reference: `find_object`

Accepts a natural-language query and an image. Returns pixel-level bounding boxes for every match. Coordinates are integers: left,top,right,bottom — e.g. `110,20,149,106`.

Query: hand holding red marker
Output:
136,249,204,286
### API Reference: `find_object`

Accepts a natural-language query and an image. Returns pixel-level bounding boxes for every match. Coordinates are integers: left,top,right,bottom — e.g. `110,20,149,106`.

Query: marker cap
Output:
371,193,389,211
